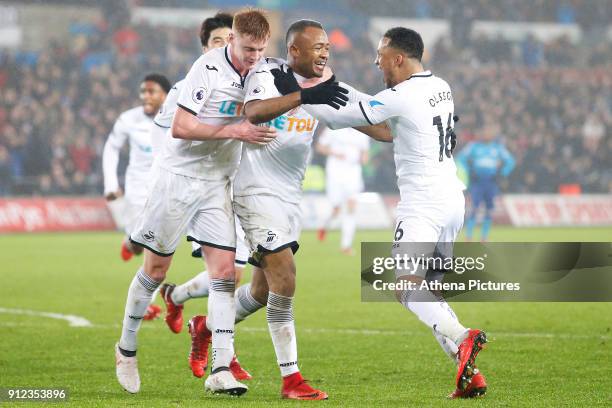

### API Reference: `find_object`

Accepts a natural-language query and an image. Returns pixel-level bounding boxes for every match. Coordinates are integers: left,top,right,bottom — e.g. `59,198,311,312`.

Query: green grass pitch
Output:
1,227,611,407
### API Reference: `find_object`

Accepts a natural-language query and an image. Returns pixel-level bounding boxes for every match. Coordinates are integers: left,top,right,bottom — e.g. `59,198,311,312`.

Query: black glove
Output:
301,76,349,110
270,67,300,95
271,68,349,110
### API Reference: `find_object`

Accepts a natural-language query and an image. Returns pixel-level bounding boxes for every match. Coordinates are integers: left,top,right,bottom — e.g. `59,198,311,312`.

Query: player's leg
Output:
340,196,357,255
464,185,482,241
393,201,472,349
115,167,201,393
480,182,497,242
120,183,148,261
166,218,249,313
190,178,246,395
319,178,343,241
235,266,267,322
437,192,488,396
258,249,325,400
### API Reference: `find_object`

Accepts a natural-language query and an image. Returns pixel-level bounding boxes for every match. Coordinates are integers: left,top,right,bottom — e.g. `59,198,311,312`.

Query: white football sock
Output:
208,279,236,372
119,267,160,353
235,283,264,323
267,292,299,377
432,300,460,362
171,270,209,304
400,288,468,345
341,211,356,250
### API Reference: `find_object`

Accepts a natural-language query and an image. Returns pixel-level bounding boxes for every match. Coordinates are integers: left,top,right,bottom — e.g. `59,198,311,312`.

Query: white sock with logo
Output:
208,279,236,372
119,267,160,353
400,289,468,345
267,292,299,377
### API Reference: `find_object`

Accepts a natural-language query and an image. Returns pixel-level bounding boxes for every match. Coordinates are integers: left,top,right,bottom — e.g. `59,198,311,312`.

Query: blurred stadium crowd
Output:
0,0,610,196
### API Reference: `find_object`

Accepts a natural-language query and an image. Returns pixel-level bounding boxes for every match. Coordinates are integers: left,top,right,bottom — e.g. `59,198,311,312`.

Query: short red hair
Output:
233,8,270,41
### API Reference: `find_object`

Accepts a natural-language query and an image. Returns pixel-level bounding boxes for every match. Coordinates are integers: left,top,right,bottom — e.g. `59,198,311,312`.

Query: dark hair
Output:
200,12,233,47
143,73,171,94
285,19,324,46
383,27,424,61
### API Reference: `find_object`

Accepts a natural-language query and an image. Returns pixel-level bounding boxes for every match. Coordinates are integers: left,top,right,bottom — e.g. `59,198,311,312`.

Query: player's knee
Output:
144,263,168,282
211,262,235,281
143,252,171,282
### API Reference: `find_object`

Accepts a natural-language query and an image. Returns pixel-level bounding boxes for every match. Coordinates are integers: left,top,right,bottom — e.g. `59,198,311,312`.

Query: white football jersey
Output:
234,60,368,204
151,80,182,156
318,127,369,182
158,45,251,180
103,106,154,195
304,70,465,204
154,79,183,129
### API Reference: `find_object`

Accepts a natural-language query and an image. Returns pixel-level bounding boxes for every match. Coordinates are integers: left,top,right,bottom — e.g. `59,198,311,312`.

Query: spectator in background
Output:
0,2,609,197
0,145,12,195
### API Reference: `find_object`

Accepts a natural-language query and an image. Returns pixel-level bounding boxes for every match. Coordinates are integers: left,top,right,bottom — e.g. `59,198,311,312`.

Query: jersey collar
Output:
407,70,432,80
224,45,248,87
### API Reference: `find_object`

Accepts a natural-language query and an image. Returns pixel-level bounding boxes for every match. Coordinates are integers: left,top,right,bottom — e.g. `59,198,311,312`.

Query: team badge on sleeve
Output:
192,87,207,104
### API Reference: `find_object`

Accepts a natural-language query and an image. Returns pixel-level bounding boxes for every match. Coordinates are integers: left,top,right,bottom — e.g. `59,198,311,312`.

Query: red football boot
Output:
456,329,488,391
281,372,328,400
120,241,133,261
159,283,184,333
317,228,326,241
143,304,161,321
230,355,252,381
188,315,212,378
449,370,487,398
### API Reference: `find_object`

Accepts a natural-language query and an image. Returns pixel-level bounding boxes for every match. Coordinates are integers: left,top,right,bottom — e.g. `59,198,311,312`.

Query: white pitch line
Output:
0,316,608,340
0,307,93,327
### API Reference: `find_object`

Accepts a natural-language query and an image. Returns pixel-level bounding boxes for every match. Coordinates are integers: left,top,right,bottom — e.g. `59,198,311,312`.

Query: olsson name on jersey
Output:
261,114,316,133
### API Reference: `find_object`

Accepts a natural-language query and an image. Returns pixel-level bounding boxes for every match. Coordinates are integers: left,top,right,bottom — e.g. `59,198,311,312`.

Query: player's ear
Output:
288,43,300,59
394,53,404,67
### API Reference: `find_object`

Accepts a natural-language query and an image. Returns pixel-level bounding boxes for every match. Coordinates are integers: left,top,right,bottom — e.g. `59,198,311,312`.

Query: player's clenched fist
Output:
231,119,277,145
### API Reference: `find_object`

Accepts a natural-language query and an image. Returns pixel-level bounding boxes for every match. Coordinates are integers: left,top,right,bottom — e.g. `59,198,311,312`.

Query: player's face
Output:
291,27,330,78
204,27,232,52
140,81,166,116
375,37,397,88
230,31,269,71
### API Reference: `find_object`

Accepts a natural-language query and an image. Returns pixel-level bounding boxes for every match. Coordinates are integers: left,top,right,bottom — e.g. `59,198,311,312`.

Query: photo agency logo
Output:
360,242,612,302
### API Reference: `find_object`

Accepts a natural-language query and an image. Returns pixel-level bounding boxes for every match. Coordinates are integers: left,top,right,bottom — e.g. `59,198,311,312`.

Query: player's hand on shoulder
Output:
231,119,277,145
301,75,349,110
105,189,123,201
270,67,301,95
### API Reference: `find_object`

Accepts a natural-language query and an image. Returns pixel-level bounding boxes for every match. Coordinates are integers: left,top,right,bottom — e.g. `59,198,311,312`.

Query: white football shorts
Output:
233,194,302,267
392,190,465,280
130,167,236,256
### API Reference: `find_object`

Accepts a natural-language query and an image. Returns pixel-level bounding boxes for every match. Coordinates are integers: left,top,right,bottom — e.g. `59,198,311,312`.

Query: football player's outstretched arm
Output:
354,123,392,143
245,71,348,125
244,93,302,124
102,115,128,200
172,106,277,145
